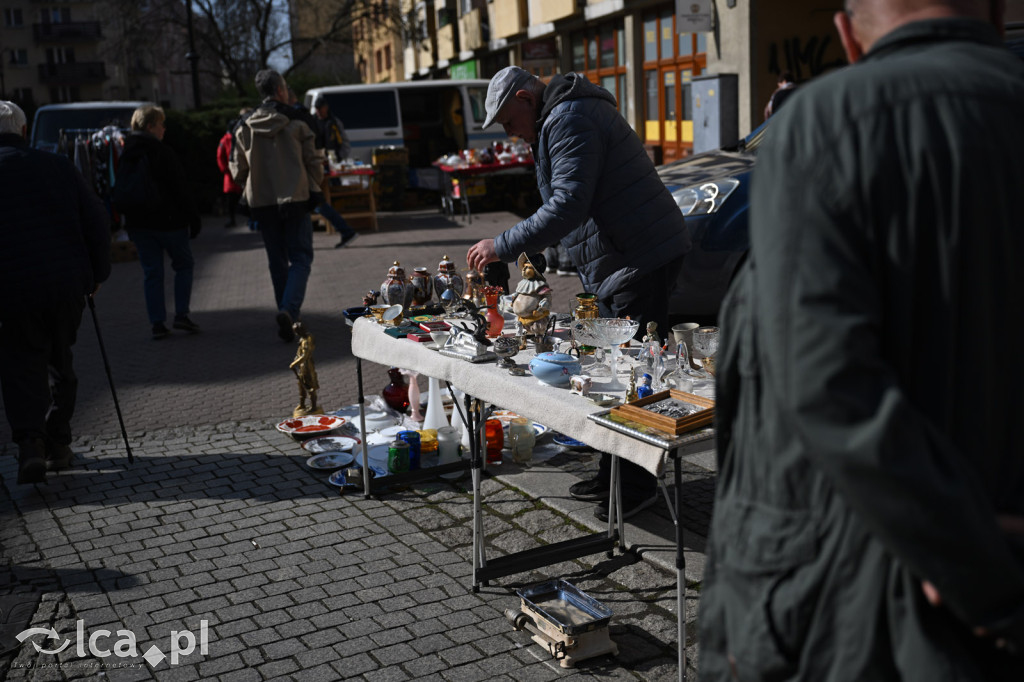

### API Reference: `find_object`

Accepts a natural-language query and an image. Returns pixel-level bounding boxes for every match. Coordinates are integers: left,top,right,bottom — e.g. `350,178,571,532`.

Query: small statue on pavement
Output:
290,321,323,417
510,253,552,350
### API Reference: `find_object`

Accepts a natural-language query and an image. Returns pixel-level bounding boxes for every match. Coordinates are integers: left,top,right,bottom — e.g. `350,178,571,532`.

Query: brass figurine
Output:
290,322,323,417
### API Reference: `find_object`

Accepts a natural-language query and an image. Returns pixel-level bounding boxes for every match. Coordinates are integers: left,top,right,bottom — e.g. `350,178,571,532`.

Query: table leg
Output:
356,358,372,499
469,396,487,592
674,448,687,682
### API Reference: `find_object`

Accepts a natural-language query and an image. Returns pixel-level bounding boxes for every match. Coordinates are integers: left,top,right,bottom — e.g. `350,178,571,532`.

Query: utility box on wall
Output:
691,74,738,154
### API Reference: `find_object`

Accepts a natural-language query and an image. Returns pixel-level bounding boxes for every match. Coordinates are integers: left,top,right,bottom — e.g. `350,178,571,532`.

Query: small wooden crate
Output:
611,390,714,436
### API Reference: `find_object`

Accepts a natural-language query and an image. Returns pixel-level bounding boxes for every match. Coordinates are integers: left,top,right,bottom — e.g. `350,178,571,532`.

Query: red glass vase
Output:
382,367,409,412
484,418,504,465
483,286,505,338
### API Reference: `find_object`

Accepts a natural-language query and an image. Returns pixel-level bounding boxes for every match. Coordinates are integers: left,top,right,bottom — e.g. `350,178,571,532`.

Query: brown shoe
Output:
17,438,46,484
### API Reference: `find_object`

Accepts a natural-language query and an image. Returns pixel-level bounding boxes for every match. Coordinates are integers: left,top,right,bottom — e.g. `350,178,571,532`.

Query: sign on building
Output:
676,0,713,33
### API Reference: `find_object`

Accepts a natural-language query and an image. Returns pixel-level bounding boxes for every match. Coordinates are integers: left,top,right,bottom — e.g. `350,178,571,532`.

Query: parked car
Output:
29,101,151,153
659,120,767,321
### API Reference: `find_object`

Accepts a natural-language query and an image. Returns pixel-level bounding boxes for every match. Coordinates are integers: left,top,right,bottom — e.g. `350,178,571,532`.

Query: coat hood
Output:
244,101,293,137
539,73,617,123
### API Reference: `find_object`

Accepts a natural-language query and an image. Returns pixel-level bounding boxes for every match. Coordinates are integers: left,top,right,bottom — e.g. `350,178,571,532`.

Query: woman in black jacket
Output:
118,105,201,339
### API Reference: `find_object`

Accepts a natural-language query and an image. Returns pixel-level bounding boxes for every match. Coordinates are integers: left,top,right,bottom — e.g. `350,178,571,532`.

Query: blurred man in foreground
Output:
699,1,1024,679
0,101,111,483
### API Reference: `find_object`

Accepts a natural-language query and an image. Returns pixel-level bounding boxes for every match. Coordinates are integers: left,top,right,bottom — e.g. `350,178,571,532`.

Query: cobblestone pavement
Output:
0,210,715,680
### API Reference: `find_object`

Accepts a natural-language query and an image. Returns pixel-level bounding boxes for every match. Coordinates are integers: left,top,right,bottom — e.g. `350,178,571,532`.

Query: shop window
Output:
569,18,626,113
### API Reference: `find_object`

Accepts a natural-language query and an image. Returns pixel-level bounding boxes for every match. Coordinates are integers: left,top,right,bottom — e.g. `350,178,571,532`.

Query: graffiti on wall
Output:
766,33,846,80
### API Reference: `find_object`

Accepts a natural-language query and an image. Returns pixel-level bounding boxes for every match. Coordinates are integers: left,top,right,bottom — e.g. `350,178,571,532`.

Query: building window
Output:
11,49,29,65
49,85,79,102
375,49,382,76
46,47,75,64
642,8,707,162
384,44,391,71
41,7,71,23
569,18,627,116
4,8,24,26
13,87,33,103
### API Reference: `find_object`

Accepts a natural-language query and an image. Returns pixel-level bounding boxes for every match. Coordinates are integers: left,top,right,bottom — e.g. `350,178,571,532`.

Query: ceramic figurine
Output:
290,322,323,417
434,254,464,299
380,261,413,308
569,374,593,396
642,320,661,347
510,253,552,350
409,267,433,306
636,373,654,399
626,366,639,403
362,289,380,307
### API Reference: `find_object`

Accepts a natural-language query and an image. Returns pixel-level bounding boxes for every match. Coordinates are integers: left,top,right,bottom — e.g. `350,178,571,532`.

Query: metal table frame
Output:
587,410,714,682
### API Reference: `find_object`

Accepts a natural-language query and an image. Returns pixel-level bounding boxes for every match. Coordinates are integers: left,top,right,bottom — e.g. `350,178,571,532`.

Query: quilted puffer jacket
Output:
494,73,689,299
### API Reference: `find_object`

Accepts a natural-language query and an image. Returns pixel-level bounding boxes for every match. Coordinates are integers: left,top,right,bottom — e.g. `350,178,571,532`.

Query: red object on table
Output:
485,419,504,465
433,159,534,176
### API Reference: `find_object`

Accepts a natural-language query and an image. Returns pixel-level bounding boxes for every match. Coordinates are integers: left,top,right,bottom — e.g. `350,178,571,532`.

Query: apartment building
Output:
1,0,206,115
358,0,848,161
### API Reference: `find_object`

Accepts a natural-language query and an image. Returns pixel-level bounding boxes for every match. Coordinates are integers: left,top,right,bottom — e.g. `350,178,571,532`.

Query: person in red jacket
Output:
216,108,250,228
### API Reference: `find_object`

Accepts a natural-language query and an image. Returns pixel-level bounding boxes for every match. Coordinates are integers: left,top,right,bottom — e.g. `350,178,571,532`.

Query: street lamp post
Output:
185,0,201,108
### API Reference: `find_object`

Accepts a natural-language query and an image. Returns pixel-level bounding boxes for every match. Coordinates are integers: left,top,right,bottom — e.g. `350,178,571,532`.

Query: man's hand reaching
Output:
467,239,499,272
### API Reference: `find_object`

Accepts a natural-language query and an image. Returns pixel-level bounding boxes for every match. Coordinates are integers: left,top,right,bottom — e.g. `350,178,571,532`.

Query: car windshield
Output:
31,107,136,150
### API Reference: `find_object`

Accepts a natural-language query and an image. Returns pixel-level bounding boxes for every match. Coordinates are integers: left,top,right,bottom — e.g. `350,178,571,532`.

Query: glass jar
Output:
508,417,536,464
484,419,504,465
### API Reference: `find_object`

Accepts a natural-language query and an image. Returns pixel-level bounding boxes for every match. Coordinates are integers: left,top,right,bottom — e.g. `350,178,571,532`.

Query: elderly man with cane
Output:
0,101,111,484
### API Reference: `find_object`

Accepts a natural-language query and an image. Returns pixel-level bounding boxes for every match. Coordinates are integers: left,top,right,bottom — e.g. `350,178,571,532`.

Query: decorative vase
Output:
381,367,409,412
573,292,599,320
380,261,412,309
409,267,433,306
433,254,464,300
464,269,485,306
483,286,505,338
421,376,449,431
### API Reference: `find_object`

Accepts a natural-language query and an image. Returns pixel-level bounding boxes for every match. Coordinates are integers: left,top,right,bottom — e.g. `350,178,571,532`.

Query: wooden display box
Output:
611,390,714,436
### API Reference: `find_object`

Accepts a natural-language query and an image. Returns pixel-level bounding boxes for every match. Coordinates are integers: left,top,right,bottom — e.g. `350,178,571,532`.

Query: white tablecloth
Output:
350,316,670,476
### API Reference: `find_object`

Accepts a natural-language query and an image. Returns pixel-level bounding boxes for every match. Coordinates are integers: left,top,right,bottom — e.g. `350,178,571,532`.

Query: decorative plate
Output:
301,435,360,455
276,415,346,439
353,443,390,477
306,452,355,470
551,432,590,450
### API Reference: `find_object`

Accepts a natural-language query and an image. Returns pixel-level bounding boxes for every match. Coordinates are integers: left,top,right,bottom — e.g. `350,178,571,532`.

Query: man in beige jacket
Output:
231,69,323,342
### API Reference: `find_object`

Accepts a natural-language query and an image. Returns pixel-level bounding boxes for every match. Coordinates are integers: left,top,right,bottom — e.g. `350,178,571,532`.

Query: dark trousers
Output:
0,296,85,446
594,256,684,499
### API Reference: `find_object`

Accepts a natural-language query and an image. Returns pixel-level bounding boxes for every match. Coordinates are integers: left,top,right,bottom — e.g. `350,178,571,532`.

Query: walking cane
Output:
86,295,134,464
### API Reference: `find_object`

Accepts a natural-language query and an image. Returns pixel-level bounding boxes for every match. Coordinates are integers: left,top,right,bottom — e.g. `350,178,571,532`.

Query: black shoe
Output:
569,478,610,501
276,311,295,342
152,322,170,340
173,316,201,333
594,495,657,522
17,438,46,484
45,441,73,471
334,232,359,249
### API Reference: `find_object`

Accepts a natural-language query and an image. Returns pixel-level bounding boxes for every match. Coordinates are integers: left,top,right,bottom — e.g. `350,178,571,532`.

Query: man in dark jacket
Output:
466,66,691,520
0,101,111,483
699,1,1024,679
117,105,202,339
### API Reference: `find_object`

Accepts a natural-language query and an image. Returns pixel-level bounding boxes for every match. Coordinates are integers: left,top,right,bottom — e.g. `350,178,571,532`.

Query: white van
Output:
304,81,504,190
30,101,151,153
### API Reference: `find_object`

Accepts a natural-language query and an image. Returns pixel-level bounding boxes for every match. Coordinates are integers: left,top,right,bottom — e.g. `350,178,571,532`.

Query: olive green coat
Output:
699,19,1024,681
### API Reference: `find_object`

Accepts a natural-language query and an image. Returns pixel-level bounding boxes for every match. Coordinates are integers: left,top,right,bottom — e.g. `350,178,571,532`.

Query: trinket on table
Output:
290,322,323,417
510,253,552,350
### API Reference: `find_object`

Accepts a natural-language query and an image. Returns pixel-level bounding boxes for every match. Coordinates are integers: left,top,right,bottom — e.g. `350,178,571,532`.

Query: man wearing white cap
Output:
466,66,690,520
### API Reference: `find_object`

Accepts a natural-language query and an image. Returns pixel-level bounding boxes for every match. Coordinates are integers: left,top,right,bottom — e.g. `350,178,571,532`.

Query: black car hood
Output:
657,148,756,191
